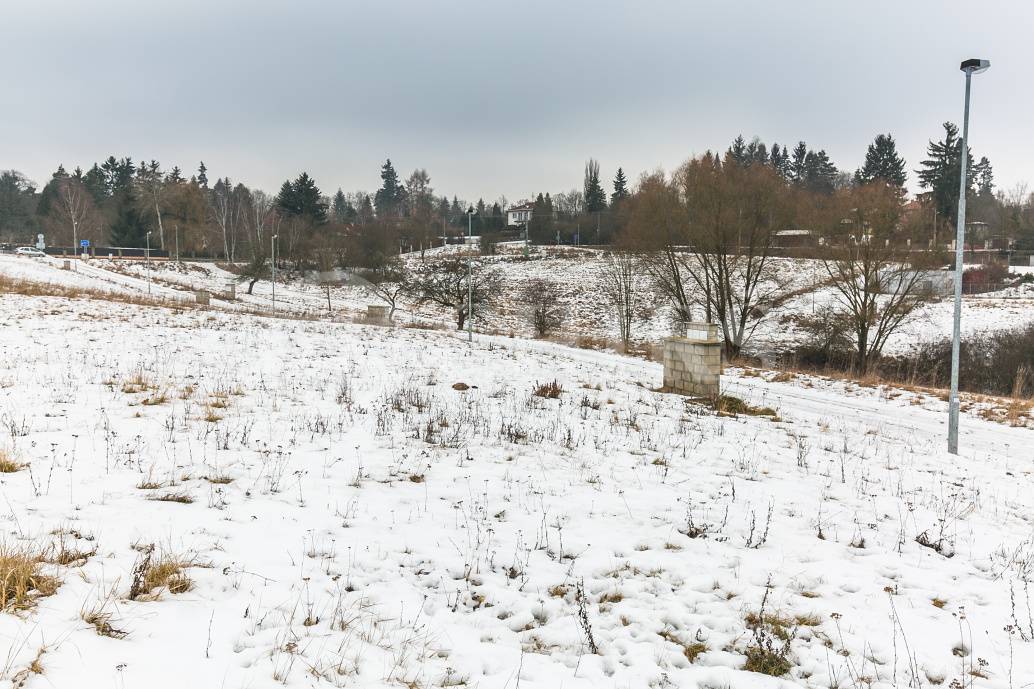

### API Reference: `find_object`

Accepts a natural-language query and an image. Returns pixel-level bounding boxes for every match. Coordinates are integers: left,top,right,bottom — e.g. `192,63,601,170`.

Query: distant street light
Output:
948,57,990,455
271,234,279,310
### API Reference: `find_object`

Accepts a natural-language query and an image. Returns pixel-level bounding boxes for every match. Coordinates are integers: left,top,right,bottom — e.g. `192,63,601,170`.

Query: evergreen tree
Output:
197,161,209,189
109,189,149,246
0,170,39,240
82,164,106,203
855,133,907,189
277,172,328,223
611,167,629,205
973,156,994,196
100,156,136,196
770,144,791,179
357,194,374,224
374,159,404,217
166,166,184,184
727,135,748,166
803,149,838,194
744,138,769,166
332,189,349,223
583,159,607,212
917,122,976,221
790,142,809,184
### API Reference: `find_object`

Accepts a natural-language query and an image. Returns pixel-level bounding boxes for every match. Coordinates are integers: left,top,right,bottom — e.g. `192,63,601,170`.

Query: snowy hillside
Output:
0,287,1032,688
5,253,1034,358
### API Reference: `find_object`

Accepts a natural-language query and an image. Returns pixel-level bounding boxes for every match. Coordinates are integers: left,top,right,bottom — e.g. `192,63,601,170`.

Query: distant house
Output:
773,229,816,248
506,202,534,226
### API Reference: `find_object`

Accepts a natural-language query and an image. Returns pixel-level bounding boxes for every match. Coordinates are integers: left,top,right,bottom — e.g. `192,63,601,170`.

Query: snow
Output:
0,284,1032,688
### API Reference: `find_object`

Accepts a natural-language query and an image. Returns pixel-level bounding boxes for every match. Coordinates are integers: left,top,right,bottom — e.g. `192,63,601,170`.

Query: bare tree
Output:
522,278,566,337
819,183,929,372
358,259,410,322
619,171,698,325
235,252,269,295
676,153,792,356
407,257,501,330
137,161,167,249
48,177,96,249
600,252,642,349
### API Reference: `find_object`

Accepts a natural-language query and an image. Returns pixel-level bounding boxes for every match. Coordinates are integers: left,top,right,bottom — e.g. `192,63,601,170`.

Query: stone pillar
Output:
225,281,236,300
195,290,210,306
663,322,722,398
62,260,71,271
366,304,389,325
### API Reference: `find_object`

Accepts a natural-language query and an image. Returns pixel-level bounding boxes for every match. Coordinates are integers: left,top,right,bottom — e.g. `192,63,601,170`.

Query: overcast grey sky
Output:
1,0,1030,203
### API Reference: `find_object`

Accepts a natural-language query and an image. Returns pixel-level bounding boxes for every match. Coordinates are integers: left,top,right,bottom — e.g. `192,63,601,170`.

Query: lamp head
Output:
960,58,990,75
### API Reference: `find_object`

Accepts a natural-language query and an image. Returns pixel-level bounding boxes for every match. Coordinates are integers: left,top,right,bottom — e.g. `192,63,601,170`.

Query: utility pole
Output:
145,231,152,296
948,58,990,455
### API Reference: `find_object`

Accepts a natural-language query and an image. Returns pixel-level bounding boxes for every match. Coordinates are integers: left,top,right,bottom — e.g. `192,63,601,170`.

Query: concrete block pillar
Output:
366,304,389,325
663,322,722,398
195,290,210,306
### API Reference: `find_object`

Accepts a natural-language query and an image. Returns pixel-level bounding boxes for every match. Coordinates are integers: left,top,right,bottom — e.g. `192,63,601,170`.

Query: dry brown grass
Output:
148,491,194,504
81,602,129,639
0,447,25,473
128,546,195,600
0,542,60,612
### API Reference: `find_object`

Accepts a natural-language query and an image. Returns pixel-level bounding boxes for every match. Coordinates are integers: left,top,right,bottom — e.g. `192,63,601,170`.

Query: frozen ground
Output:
0,283,1033,688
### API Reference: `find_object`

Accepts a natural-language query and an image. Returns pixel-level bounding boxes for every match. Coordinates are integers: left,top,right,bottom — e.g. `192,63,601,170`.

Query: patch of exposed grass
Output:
128,546,195,600
81,604,128,639
713,394,778,418
743,646,793,676
204,475,233,485
0,542,60,612
533,380,564,399
659,629,709,663
148,491,194,504
0,448,25,473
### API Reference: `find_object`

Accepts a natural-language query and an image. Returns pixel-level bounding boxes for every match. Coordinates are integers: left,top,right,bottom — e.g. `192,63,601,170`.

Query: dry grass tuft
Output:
712,394,778,418
148,491,194,504
533,380,564,399
128,545,195,600
0,447,25,473
81,604,129,639
0,542,60,612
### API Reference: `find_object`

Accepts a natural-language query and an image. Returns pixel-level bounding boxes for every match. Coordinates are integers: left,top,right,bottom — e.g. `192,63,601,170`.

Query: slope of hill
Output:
0,287,1031,688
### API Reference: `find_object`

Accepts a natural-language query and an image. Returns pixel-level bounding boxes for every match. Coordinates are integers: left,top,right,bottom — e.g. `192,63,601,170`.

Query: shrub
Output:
533,380,564,399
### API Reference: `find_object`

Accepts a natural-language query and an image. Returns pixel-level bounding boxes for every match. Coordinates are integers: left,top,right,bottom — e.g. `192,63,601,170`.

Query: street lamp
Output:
271,234,278,310
467,207,474,344
145,231,152,296
948,57,990,455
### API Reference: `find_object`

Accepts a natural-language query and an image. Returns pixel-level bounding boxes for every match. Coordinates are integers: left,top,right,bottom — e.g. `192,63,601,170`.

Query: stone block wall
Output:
663,324,722,397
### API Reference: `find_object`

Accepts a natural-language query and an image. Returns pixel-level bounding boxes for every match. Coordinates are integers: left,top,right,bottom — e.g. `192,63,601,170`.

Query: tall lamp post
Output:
467,207,474,344
271,234,278,310
948,58,990,455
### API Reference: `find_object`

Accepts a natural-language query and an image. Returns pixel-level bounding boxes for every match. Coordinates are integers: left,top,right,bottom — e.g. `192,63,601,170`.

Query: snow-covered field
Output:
1,276,1034,687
